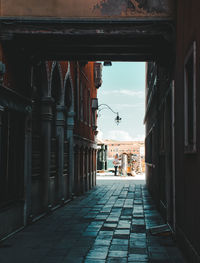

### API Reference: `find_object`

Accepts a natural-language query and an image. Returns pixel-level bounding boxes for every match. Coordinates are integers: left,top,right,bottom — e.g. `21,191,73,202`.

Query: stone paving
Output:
0,178,186,263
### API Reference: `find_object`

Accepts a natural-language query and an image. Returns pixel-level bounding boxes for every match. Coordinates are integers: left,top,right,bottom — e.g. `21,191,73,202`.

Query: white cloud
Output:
101,89,145,98
103,130,145,141
106,130,134,141
132,134,145,141
112,103,144,109
97,129,104,141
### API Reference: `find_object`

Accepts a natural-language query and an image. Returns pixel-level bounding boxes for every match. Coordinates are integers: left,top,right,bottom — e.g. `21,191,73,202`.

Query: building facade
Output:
145,1,200,261
106,140,144,159
97,139,107,171
104,140,145,173
0,54,101,239
1,1,200,261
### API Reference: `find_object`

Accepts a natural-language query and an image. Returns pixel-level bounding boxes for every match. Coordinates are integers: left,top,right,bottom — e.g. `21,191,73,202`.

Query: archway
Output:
49,62,63,207
31,62,49,218
64,70,75,197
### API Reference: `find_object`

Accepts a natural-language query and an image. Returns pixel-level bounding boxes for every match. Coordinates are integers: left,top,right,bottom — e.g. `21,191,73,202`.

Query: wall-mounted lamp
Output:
91,99,122,134
98,103,122,125
92,98,98,110
115,112,122,125
103,61,112,66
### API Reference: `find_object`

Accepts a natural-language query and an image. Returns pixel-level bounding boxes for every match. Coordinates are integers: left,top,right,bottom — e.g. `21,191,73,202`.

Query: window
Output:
145,130,152,164
184,41,196,153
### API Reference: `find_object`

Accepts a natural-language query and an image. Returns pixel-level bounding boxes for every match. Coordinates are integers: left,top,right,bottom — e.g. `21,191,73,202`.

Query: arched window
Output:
65,77,72,111
64,76,73,140
50,64,62,183
51,64,62,138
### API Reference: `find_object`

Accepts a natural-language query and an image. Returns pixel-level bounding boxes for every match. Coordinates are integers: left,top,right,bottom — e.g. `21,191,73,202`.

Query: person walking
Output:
113,153,120,176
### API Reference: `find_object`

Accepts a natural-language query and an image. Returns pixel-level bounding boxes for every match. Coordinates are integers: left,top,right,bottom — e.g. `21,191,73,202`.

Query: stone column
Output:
66,111,75,197
91,150,94,189
23,106,32,225
0,106,4,175
56,105,65,203
94,150,97,186
74,146,81,195
92,150,95,187
85,149,89,192
81,149,85,194
89,149,92,190
40,97,53,212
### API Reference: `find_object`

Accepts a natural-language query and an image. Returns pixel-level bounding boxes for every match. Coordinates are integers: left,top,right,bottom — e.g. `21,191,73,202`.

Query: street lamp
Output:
115,112,122,125
103,61,112,66
98,103,122,125
91,99,122,134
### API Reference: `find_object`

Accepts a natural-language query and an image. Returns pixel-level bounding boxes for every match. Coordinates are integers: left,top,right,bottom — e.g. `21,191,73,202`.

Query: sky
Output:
97,62,146,141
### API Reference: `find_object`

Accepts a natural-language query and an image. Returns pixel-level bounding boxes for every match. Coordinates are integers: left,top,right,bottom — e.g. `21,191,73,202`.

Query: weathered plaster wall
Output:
0,0,174,18
175,0,200,261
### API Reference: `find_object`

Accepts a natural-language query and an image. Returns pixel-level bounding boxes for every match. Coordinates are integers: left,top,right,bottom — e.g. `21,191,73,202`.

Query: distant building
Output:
105,140,145,173
140,146,145,173
97,139,107,171
105,140,144,158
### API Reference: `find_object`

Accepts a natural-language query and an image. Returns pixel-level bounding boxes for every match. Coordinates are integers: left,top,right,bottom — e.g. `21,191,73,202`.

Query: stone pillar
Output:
91,150,94,189
56,105,65,202
67,111,75,197
0,106,5,195
85,149,89,192
89,149,92,190
0,106,4,173
105,145,108,170
74,146,81,195
23,107,32,225
40,97,53,211
92,149,95,188
94,150,97,186
88,149,91,190
81,149,85,194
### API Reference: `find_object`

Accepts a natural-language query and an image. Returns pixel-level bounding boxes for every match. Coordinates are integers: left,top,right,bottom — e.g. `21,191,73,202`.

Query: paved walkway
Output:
0,178,185,263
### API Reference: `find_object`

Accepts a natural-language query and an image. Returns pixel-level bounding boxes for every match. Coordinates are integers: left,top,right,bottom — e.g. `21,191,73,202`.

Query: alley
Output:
0,178,185,263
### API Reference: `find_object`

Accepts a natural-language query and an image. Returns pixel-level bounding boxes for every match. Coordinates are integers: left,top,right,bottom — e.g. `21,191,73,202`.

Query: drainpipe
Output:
67,110,75,198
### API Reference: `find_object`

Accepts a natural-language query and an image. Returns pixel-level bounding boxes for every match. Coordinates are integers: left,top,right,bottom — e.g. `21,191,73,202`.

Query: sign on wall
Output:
0,0,174,18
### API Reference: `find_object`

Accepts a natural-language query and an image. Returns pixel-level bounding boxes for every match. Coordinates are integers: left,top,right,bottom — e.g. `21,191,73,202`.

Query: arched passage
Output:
49,62,64,207
64,69,75,197
31,62,50,218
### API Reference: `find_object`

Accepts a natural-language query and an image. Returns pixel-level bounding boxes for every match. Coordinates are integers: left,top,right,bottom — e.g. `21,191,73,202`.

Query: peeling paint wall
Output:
0,0,174,18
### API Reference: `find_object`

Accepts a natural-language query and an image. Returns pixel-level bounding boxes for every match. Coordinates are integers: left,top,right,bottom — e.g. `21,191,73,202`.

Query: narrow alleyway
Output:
0,178,185,263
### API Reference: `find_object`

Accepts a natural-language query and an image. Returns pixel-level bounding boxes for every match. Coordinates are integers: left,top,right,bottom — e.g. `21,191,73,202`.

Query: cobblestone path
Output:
0,178,185,263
